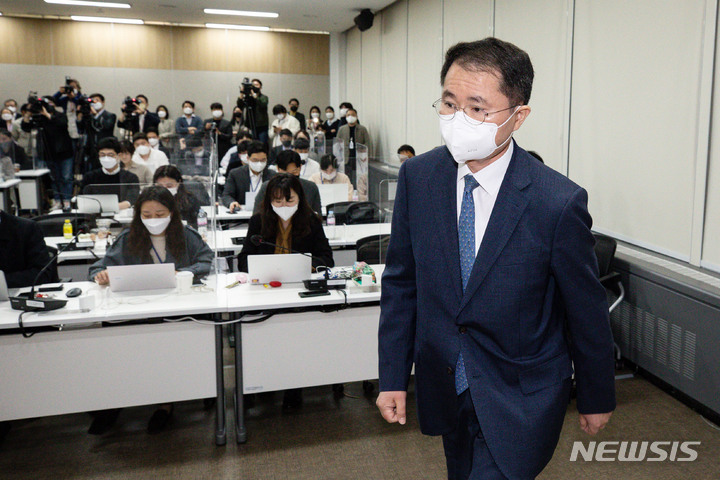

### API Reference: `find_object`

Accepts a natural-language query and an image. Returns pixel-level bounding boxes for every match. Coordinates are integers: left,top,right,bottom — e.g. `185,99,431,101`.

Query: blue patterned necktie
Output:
456,173,479,394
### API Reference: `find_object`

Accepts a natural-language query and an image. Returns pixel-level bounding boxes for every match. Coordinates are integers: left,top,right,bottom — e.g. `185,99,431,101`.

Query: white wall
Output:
0,64,329,124
334,0,720,273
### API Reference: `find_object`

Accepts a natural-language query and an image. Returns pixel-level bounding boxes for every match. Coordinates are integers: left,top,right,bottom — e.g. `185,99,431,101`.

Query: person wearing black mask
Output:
203,102,233,160
269,128,294,165
288,98,306,131
230,106,244,139
21,97,74,210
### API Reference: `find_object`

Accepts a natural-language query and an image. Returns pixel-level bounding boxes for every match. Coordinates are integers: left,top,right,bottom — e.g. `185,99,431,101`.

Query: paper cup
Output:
176,271,193,294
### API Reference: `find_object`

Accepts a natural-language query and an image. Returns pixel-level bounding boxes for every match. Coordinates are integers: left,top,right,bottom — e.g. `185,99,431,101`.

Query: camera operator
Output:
203,102,233,160
117,94,159,135
21,96,74,210
237,78,268,146
77,93,117,172
52,78,82,155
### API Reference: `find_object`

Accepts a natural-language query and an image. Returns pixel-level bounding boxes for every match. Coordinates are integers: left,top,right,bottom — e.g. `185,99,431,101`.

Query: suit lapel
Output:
427,147,462,303
459,146,532,312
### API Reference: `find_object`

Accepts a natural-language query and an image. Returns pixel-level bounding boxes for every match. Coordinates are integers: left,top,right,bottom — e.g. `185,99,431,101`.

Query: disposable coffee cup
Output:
176,271,193,294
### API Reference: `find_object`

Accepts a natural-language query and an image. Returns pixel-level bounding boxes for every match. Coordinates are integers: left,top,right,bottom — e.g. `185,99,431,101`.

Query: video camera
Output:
59,76,76,95
122,96,140,116
237,77,260,109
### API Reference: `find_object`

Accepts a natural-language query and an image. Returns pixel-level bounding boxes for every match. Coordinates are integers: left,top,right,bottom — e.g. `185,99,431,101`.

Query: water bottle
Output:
63,219,73,239
327,209,335,239
352,190,359,202
197,208,208,241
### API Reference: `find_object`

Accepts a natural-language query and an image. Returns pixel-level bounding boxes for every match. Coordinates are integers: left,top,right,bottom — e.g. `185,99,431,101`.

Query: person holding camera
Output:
117,94,160,136
21,97,74,210
52,78,83,155
203,102,233,159
237,78,268,146
77,93,117,172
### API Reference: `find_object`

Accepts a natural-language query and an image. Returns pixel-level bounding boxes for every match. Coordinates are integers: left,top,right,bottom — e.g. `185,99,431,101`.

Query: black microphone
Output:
249,235,342,289
10,224,89,312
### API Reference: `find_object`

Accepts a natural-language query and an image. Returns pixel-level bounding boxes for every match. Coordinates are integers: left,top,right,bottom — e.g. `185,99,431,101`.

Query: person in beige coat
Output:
335,108,372,185
118,140,152,185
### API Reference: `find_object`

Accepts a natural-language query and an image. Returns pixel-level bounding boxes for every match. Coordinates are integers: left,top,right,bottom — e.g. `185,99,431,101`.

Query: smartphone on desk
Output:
298,290,330,298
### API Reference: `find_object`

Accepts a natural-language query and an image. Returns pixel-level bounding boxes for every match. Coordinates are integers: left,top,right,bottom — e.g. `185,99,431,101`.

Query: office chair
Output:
345,201,381,225
593,232,626,370
325,201,354,225
355,234,391,264
32,214,92,237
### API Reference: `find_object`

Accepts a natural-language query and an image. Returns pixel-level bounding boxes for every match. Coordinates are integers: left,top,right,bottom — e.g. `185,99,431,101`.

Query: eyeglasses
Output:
432,98,518,126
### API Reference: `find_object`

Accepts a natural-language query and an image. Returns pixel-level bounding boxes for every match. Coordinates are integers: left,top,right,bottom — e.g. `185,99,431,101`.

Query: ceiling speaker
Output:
354,9,374,32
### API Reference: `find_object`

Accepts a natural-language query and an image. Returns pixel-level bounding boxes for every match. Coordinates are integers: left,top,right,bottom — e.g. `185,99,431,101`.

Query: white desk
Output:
225,265,383,443
0,178,21,212
16,169,50,212
0,278,229,445
202,205,252,222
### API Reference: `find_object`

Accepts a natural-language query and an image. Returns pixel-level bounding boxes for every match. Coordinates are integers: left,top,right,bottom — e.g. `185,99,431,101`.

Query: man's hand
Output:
188,126,197,134
229,202,241,212
579,412,612,435
376,391,407,425
94,270,109,285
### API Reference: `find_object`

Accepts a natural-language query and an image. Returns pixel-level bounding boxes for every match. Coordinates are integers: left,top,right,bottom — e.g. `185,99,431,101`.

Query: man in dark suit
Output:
268,128,294,165
0,210,54,288
222,140,276,212
253,150,322,217
377,38,615,480
116,94,160,135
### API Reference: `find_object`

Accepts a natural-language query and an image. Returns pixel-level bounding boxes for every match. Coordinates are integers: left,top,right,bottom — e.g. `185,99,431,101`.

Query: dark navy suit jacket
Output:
378,143,616,479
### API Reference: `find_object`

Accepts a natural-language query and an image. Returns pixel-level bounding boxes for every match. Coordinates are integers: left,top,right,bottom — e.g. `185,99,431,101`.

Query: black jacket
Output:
81,168,140,206
117,111,160,135
322,119,341,139
78,109,117,150
253,176,322,218
222,165,276,206
237,213,334,272
0,211,54,288
203,118,234,160
22,112,73,161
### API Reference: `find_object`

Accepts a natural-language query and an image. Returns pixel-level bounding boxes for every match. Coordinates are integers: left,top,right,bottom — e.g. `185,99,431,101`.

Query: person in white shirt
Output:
309,154,354,200
293,137,320,180
268,104,300,148
132,132,169,177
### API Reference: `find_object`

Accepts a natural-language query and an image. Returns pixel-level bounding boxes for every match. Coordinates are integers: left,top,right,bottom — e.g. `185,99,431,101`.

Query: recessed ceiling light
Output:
204,9,278,18
45,0,131,8
71,15,143,24
205,23,270,31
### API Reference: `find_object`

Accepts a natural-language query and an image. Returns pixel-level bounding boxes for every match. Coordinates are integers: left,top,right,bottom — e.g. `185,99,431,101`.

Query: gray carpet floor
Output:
1,375,719,479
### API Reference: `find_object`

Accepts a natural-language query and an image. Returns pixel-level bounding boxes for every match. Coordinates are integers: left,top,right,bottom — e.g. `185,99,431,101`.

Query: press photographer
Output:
76,92,116,172
117,94,160,136
236,78,268,145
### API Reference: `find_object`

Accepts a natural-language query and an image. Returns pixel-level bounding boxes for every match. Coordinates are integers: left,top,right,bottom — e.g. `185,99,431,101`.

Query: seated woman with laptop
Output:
237,173,334,411
86,185,212,434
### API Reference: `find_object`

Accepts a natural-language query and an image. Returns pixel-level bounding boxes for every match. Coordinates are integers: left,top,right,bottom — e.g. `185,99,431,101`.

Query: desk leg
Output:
234,319,247,444
214,322,227,446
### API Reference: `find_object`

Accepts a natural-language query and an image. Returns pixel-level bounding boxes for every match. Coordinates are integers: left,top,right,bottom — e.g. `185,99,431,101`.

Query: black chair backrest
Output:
32,214,92,237
346,201,381,225
356,234,391,264
325,201,355,225
45,245,60,283
593,233,617,277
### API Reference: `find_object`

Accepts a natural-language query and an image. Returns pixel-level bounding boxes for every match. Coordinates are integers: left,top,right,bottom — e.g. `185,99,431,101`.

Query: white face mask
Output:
240,153,248,165
92,102,103,111
326,112,334,120
439,107,519,164
339,108,348,117
1,113,12,121
136,145,151,156
272,204,298,221
194,149,204,158
7,106,16,113
321,171,337,181
276,113,285,121
183,107,193,115
167,187,178,196
142,216,171,235
311,112,320,119
212,110,223,119
299,153,309,161
99,155,118,170
249,161,266,173
157,110,167,119
346,115,357,124
148,137,159,147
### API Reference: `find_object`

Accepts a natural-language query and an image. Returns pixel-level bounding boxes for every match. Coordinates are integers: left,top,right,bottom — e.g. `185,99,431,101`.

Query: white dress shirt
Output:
456,141,513,255
133,148,169,177
299,158,321,179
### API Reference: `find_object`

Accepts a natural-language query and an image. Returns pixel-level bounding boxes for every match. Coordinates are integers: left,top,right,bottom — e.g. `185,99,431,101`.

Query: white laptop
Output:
107,263,177,293
247,254,311,284
317,183,348,208
244,191,258,210
77,194,120,215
